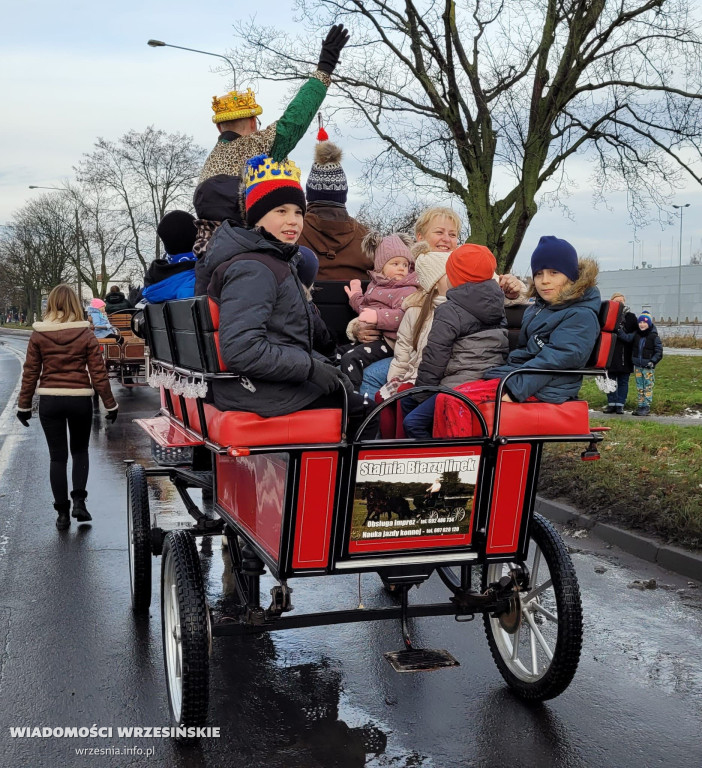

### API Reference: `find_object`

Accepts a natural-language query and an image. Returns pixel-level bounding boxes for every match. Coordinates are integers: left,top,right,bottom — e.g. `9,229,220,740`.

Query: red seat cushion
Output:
434,381,590,438
203,403,342,447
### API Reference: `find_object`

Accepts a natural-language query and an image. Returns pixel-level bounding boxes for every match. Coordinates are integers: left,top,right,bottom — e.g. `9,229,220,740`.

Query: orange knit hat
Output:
446,244,497,287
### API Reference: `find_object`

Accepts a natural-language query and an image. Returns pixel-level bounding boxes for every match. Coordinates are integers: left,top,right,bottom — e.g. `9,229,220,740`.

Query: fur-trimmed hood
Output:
528,258,599,306
31,320,92,346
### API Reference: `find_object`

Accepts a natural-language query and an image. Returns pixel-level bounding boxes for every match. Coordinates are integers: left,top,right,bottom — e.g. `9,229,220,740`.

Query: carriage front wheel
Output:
482,513,582,701
127,463,151,613
161,530,210,728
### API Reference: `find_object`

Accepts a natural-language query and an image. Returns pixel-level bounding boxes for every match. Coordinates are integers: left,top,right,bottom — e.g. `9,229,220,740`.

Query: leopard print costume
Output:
198,123,278,185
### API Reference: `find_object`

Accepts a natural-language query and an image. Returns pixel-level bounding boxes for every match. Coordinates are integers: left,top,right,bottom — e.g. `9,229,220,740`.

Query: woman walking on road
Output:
16,284,118,530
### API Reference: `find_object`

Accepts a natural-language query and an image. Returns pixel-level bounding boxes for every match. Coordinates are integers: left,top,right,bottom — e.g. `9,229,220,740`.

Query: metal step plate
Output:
384,648,460,673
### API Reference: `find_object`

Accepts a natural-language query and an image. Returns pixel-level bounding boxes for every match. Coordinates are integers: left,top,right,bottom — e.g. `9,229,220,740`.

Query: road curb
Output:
0,328,32,337
535,496,702,582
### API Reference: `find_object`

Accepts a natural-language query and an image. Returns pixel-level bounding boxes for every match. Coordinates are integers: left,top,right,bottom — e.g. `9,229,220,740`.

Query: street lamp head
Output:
672,203,691,210
147,39,166,47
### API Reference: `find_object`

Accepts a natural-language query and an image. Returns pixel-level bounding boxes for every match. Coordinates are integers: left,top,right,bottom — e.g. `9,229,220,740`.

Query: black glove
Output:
317,24,350,75
105,407,119,424
335,369,356,398
16,410,31,427
309,359,342,396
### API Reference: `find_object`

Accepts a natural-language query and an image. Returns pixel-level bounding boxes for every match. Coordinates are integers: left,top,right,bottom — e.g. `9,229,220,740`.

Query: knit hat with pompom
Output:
361,231,414,273
306,141,348,204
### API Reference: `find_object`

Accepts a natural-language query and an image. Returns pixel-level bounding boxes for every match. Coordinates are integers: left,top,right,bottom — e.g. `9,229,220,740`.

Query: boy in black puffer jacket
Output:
618,314,663,416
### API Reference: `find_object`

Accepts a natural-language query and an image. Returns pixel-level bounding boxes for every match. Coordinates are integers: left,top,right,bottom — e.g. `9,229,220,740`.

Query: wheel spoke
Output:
525,611,554,661
529,623,539,674
530,549,542,587
523,578,553,603
532,602,558,623
510,622,522,662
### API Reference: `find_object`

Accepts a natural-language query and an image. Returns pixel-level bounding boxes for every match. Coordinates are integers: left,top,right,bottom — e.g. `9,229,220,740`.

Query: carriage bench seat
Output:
476,399,589,437
167,395,343,447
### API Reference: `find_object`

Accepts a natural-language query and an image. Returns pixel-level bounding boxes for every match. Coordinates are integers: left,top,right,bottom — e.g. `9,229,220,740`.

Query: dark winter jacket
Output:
309,300,337,361
609,307,638,374
618,324,663,368
298,202,371,281
415,280,508,393
206,227,329,417
18,321,117,411
104,291,133,314
194,220,245,296
485,258,601,403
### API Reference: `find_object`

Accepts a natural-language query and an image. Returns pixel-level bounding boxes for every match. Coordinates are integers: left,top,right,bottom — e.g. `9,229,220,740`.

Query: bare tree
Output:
76,126,206,269
356,199,430,234
0,195,76,322
234,0,702,270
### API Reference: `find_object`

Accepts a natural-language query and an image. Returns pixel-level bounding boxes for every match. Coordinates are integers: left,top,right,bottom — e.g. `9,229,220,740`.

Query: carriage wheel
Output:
127,463,151,613
427,510,439,522
482,513,582,701
453,507,466,522
161,530,210,728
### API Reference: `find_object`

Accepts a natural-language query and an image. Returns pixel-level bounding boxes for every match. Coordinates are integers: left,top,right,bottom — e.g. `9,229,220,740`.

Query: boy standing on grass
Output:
618,315,663,416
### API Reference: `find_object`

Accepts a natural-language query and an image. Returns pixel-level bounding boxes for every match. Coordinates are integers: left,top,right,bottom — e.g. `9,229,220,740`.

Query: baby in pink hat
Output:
340,232,419,390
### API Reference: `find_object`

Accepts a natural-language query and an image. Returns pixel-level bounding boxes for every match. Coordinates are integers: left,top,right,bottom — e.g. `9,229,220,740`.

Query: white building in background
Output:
596,265,702,323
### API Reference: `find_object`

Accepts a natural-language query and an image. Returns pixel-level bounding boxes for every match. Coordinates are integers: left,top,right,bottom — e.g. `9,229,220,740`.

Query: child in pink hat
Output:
86,298,120,342
341,232,419,389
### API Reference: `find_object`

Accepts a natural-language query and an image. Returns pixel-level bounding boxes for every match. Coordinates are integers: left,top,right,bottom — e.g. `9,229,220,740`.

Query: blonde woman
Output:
17,284,118,530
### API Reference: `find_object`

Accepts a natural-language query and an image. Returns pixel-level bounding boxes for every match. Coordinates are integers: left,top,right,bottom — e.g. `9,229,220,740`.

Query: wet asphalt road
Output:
0,332,701,768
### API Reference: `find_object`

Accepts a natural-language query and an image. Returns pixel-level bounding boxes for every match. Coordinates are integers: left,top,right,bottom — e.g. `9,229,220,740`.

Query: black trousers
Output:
39,396,93,504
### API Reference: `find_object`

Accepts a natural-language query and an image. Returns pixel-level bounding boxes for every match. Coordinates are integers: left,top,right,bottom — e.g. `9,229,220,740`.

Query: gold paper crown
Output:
245,156,302,190
211,88,263,124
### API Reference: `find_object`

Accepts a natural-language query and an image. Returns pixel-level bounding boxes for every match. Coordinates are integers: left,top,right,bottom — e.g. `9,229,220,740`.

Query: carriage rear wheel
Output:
482,513,582,701
127,463,151,613
161,530,210,728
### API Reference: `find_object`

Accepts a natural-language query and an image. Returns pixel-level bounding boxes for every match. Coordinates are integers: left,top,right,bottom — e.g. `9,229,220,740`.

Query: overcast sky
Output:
2,0,701,275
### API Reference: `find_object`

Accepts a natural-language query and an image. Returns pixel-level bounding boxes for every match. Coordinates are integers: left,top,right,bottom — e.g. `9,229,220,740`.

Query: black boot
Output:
71,490,92,522
602,405,617,414
54,501,71,530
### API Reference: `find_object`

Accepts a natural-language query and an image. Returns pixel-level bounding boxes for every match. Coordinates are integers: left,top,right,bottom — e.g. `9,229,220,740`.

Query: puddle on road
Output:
572,549,702,704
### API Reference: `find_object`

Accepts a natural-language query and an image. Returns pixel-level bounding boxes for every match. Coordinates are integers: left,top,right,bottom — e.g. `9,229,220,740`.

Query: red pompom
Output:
317,127,329,141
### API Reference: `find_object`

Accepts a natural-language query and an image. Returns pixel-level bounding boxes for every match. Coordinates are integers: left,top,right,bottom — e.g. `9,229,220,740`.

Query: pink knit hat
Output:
361,232,414,273
90,298,106,309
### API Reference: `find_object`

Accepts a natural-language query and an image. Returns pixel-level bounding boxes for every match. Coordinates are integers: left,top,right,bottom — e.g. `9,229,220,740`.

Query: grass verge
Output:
662,333,702,349
539,420,702,550
578,355,702,415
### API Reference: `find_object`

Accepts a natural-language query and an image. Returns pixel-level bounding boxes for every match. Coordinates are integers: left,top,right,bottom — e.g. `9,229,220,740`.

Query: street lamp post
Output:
672,203,690,324
29,185,83,301
147,39,237,88
628,240,635,269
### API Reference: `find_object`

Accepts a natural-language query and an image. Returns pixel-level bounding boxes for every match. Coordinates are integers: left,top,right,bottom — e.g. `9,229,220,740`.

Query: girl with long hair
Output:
17,284,118,530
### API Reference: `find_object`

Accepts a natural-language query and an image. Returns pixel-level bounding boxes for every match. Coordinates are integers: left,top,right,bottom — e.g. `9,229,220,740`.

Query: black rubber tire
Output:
127,463,151,614
482,513,583,701
161,530,210,729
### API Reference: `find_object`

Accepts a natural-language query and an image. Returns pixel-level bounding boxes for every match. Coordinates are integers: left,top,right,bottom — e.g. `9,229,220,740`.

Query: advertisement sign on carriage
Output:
348,446,481,552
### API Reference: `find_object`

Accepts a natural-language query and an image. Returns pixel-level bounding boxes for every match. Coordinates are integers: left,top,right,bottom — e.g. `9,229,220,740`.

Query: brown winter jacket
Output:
298,202,371,281
18,321,117,412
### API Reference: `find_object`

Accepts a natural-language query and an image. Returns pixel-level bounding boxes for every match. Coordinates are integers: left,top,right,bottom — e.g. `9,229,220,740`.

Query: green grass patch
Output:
579,355,702,415
539,421,702,550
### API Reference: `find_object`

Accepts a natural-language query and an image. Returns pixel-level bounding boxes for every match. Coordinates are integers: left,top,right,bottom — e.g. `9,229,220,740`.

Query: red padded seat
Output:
166,395,341,446
203,404,342,447
433,396,590,438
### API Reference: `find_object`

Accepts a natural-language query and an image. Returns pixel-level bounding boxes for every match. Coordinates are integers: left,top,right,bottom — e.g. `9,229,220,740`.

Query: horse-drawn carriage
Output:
127,292,620,731
98,310,148,387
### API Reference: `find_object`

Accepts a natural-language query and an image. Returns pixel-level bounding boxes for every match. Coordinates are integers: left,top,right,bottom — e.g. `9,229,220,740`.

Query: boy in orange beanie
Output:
403,244,508,438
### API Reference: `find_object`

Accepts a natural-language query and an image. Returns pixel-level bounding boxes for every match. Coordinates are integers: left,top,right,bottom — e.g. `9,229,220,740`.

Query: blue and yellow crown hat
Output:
244,155,306,226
